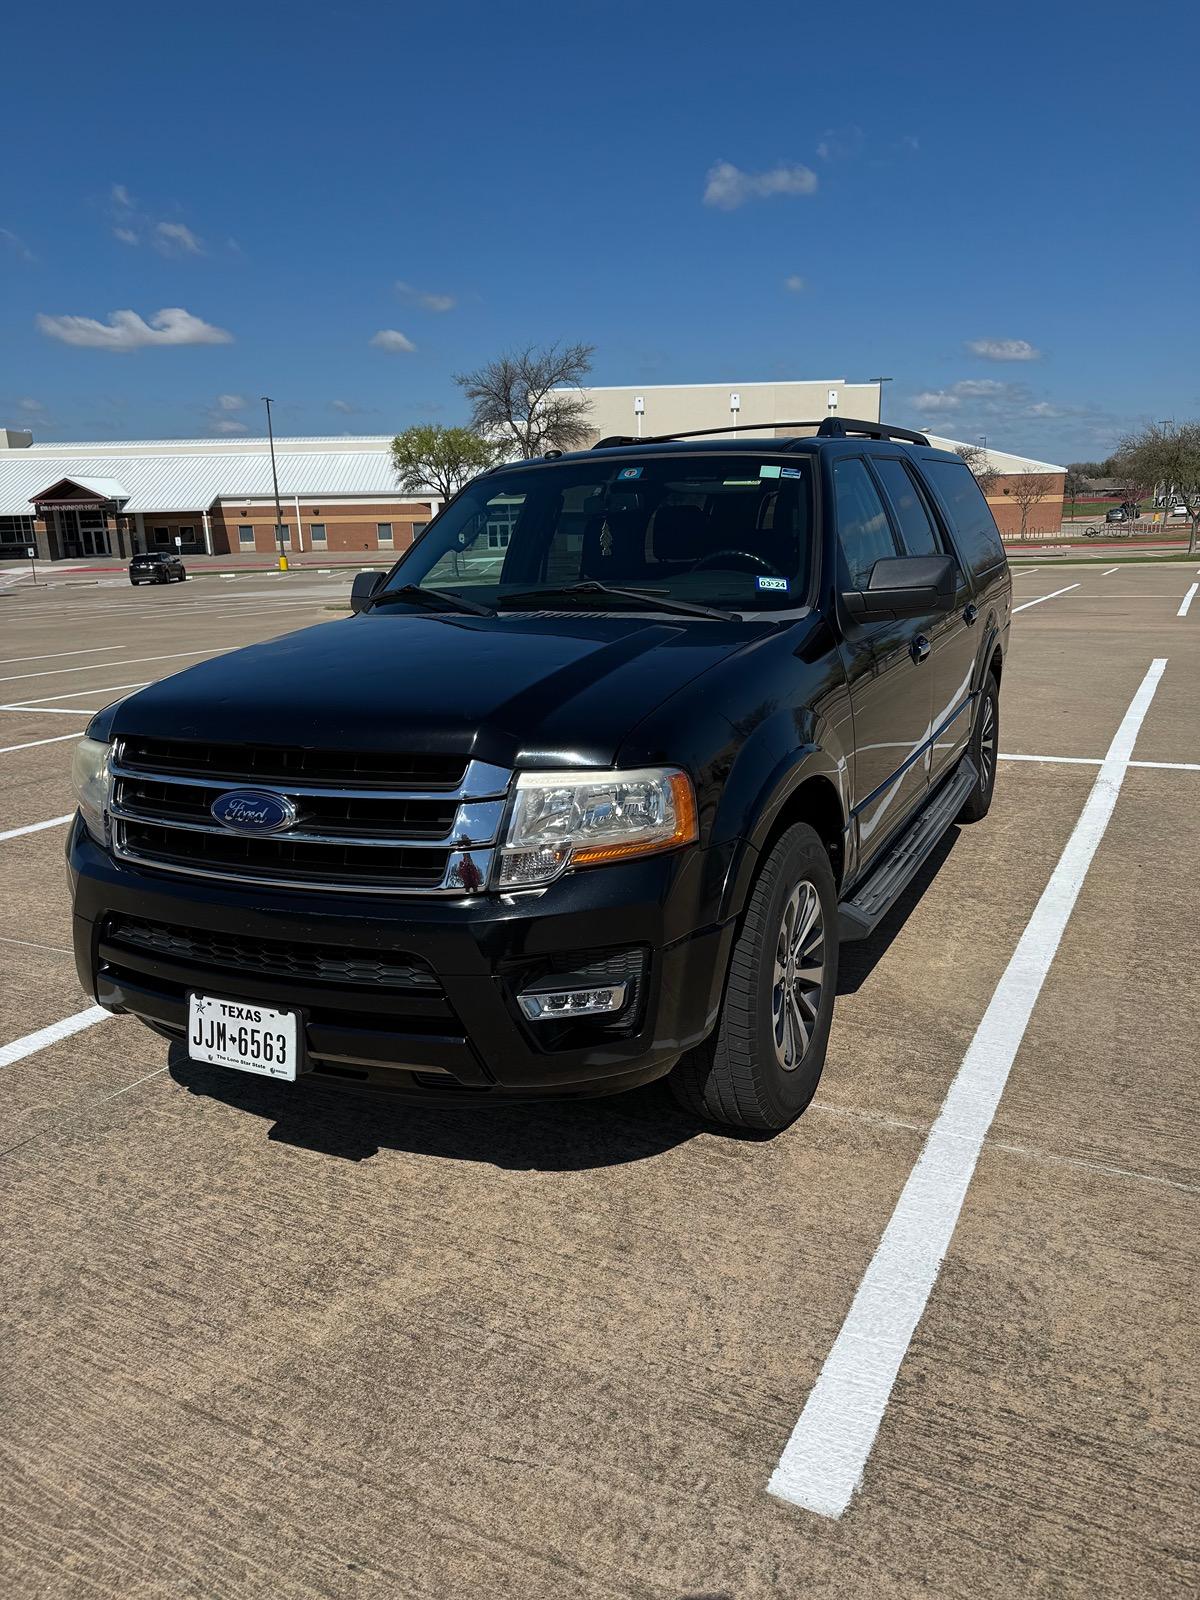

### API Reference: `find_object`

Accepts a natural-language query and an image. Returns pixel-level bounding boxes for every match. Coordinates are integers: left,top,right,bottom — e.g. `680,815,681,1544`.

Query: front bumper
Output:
68,819,739,1103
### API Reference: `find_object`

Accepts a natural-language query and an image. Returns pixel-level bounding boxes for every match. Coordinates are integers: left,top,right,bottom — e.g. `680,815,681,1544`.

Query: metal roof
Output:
0,441,413,517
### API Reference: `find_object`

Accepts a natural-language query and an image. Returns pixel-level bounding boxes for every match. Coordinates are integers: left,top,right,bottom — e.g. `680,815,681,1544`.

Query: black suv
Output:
70,420,1009,1131
129,551,186,585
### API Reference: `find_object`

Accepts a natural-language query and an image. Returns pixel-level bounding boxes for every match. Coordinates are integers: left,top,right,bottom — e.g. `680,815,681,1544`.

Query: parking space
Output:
0,564,1196,1597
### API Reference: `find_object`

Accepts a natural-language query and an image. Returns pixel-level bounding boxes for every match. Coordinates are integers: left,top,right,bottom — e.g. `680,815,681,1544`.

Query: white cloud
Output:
112,226,139,245
111,184,133,209
1,227,36,262
155,221,203,256
703,159,818,210
965,337,1041,362
912,390,961,412
210,417,249,434
395,280,456,312
331,399,356,413
816,126,864,162
216,393,246,411
36,306,234,351
783,274,805,293
954,378,1009,397
370,328,416,353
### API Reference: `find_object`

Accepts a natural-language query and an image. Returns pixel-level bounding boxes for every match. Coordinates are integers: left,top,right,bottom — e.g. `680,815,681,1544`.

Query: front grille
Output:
119,737,469,790
105,915,443,991
109,738,512,894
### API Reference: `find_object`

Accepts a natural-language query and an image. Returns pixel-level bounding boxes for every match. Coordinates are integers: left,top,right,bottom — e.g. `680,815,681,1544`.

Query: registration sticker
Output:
756,576,789,591
618,465,643,480
759,463,782,479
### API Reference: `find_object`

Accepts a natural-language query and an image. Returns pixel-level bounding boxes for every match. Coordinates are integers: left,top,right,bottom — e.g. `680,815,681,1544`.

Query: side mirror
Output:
842,555,957,620
350,570,386,614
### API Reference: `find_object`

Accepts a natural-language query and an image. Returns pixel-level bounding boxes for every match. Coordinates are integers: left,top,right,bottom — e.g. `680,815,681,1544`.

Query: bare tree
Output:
454,342,595,459
1112,420,1200,554
954,442,1000,496
1009,469,1053,539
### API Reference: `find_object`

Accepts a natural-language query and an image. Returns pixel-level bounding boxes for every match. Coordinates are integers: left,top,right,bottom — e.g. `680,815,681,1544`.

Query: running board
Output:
838,759,978,941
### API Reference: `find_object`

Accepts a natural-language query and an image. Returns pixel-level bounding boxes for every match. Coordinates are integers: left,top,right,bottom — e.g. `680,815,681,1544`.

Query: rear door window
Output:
922,459,1006,579
832,457,899,589
872,457,943,558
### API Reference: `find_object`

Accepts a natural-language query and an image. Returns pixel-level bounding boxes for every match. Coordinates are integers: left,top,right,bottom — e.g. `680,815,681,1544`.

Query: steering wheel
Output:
691,548,782,576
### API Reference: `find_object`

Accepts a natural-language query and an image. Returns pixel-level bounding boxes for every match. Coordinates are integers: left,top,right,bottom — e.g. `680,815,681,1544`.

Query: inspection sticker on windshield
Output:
618,466,643,479
780,466,803,478
758,463,781,479
757,576,789,591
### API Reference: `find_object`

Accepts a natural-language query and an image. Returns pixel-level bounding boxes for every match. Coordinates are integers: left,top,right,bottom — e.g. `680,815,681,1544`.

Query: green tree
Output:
454,341,595,458
390,424,498,501
1112,421,1200,553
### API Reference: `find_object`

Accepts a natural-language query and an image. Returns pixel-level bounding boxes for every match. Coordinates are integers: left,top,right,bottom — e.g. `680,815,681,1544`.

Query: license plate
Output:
187,992,300,1081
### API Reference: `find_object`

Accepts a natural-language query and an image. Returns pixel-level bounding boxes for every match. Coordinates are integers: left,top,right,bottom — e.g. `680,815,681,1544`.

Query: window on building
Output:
0,515,35,548
238,525,255,547
871,459,943,559
832,458,899,590
411,521,429,539
274,524,291,547
377,523,394,546
310,523,327,544
178,525,196,545
154,527,169,546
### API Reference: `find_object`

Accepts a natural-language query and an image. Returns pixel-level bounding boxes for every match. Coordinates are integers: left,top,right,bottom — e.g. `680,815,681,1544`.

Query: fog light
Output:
517,982,628,1022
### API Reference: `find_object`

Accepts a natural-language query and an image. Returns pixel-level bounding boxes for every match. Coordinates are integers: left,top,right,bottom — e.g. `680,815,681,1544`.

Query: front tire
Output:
668,822,838,1132
958,673,999,822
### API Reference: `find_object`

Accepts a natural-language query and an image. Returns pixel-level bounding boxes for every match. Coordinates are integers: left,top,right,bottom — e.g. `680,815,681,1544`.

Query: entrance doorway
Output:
54,508,112,557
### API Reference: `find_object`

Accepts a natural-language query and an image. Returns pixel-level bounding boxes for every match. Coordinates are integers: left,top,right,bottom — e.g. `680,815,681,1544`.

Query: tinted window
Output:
833,458,898,589
924,460,1006,577
873,458,941,557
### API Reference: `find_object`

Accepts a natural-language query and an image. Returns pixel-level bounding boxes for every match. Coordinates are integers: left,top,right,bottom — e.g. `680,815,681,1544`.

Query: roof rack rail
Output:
591,417,930,449
814,417,930,445
592,420,828,449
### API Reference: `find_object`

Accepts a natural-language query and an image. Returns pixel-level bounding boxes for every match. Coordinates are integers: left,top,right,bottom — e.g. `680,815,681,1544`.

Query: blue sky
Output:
2,0,1195,462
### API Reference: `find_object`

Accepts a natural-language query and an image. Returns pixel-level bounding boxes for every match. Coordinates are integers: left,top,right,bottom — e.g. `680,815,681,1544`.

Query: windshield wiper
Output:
370,583,495,617
498,581,735,622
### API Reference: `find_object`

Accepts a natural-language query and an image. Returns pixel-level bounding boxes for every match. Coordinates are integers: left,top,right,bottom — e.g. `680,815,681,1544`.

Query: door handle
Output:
910,635,931,663
963,603,979,625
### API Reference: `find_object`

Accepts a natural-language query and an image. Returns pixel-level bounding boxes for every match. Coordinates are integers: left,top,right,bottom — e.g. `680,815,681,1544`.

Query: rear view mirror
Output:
842,555,957,620
350,570,386,614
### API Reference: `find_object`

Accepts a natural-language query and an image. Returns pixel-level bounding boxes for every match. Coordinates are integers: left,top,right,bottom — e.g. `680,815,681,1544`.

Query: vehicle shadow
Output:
167,1043,708,1169
836,826,960,996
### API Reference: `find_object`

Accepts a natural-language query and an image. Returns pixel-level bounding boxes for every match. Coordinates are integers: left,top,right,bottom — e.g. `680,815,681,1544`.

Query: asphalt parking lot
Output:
1,563,1197,1599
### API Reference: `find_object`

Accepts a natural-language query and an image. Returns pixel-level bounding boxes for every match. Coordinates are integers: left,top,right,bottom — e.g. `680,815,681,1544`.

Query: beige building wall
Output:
572,380,883,443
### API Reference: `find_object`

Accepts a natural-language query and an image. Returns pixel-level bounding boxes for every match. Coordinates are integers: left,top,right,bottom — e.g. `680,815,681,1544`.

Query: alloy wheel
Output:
979,694,997,791
771,880,825,1071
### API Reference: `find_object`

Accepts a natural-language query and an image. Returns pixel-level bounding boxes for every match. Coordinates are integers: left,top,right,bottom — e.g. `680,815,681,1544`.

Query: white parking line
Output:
0,1004,111,1069
999,752,1200,772
1102,567,1119,576
1178,583,1197,618
0,813,74,842
0,648,220,686
3,680,150,707
0,731,84,754
0,646,126,667
0,706,92,716
767,657,1167,1519
1012,583,1080,614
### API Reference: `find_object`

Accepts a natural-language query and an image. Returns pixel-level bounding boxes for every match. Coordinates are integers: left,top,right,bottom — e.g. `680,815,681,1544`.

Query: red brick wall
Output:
987,472,1066,538
208,500,436,556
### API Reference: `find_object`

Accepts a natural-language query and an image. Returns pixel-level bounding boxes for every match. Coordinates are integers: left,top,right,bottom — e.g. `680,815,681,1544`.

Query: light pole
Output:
261,396,288,571
870,376,892,421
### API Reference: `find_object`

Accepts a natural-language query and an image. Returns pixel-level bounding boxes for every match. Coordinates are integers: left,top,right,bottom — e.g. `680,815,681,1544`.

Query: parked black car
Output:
129,551,187,585
70,419,1010,1131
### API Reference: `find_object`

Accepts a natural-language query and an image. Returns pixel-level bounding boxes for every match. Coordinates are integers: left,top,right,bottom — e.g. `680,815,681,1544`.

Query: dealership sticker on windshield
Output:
759,463,782,478
757,576,789,591
780,466,804,478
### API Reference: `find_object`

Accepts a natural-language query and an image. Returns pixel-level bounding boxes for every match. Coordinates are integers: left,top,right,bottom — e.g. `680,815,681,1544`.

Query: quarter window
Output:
924,460,1006,578
833,458,898,590
872,459,942,558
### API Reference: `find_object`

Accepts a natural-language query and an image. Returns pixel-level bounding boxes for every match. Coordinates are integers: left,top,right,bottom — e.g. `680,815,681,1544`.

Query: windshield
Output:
376,455,816,612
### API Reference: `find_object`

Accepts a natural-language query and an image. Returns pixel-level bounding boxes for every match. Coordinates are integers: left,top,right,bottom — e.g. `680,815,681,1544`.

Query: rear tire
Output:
957,673,999,822
668,822,838,1132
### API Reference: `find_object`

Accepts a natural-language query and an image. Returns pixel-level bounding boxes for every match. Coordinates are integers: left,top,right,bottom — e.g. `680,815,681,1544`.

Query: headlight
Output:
70,737,112,843
499,767,697,888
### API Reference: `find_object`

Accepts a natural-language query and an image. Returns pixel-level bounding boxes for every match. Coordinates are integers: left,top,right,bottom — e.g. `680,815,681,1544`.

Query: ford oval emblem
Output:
210,788,297,834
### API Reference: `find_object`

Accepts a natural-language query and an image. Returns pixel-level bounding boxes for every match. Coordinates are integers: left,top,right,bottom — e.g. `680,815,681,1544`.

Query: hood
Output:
103,609,770,769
